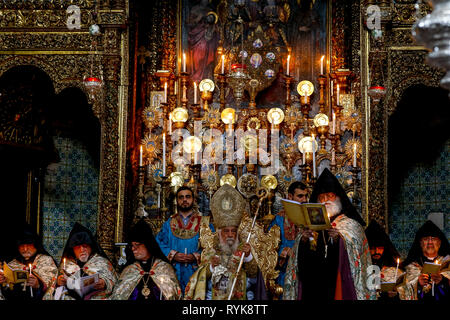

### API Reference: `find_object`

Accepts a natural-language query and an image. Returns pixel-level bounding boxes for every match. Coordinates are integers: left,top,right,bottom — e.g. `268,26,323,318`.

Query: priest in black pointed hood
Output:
43,222,118,300
284,168,376,300
0,224,58,300
110,219,181,300
397,220,450,301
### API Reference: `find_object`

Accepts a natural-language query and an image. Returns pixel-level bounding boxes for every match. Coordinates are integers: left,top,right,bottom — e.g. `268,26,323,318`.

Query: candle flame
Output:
287,54,290,61
397,258,400,264
320,55,325,62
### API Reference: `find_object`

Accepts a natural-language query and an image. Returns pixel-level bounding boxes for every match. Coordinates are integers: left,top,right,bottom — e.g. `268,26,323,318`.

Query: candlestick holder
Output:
318,74,327,114
180,72,189,109
217,73,227,110
317,125,329,155
191,103,202,121
284,75,293,108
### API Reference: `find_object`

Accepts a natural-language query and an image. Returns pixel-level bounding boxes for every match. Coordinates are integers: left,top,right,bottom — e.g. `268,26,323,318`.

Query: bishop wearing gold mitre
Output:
184,184,262,300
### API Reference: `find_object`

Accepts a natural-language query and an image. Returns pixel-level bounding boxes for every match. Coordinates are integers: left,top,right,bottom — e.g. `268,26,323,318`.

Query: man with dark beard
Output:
397,220,450,301
283,168,376,300
156,186,213,294
110,219,181,300
269,181,308,291
365,220,402,300
184,184,258,300
43,223,118,300
0,224,58,300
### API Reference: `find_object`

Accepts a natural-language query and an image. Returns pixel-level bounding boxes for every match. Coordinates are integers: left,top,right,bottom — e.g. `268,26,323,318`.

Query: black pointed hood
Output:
126,218,168,264
402,220,450,268
14,223,52,263
365,220,400,267
61,222,107,263
310,168,366,226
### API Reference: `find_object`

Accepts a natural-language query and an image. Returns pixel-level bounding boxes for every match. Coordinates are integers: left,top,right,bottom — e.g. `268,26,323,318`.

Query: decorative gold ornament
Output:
340,93,355,117
142,106,162,129
172,107,189,123
141,133,160,161
237,173,259,198
313,113,329,127
277,169,294,194
344,138,361,161
203,108,221,127
297,136,319,153
261,175,278,190
240,134,258,152
149,162,163,182
202,170,220,192
169,172,184,188
183,136,202,154
297,80,314,96
220,174,237,188
221,108,236,124
211,184,246,229
199,79,215,92
246,117,261,130
267,108,285,125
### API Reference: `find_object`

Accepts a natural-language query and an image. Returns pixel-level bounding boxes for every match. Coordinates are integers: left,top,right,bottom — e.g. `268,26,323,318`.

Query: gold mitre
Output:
211,184,246,229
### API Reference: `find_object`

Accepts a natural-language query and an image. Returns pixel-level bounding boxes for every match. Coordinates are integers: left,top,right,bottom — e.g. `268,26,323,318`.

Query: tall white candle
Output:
29,264,33,297
312,134,316,177
394,258,399,281
302,152,305,165
221,55,225,74
286,55,290,76
63,258,66,270
174,81,177,96
193,82,197,104
331,80,334,96
162,133,166,176
164,82,167,103
320,55,325,75
332,112,336,135
353,143,357,167
336,84,340,105
169,113,172,135
183,52,186,73
139,145,143,166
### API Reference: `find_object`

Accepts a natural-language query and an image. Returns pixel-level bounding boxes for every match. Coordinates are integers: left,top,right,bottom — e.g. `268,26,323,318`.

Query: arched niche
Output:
387,84,450,256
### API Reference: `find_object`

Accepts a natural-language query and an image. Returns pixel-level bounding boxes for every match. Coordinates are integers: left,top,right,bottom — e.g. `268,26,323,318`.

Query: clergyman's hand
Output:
418,274,429,287
242,243,251,257
210,255,220,269
301,229,314,243
327,228,340,241
94,278,106,290
27,274,40,289
431,273,443,285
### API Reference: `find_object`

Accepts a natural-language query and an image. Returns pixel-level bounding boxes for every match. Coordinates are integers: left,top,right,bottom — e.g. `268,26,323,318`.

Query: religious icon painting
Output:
265,69,275,79
250,53,262,68
266,52,276,62
253,38,263,48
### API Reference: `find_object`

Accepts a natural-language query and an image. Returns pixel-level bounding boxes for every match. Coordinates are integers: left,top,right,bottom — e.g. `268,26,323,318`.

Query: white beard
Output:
324,198,342,217
218,234,239,256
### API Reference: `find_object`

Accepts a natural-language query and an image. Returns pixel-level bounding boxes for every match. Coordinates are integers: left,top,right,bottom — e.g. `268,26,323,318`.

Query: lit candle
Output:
193,82,197,104
302,152,305,165
182,52,186,73
320,55,325,75
331,80,334,96
164,82,167,103
174,81,178,96
29,264,33,297
353,143,357,167
286,55,290,76
162,133,166,177
63,258,66,271
139,145,143,166
332,112,336,135
394,258,399,281
221,55,225,74
336,84,340,105
312,134,316,177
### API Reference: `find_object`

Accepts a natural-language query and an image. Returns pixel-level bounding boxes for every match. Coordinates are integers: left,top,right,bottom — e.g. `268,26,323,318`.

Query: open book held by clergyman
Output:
281,200,332,231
